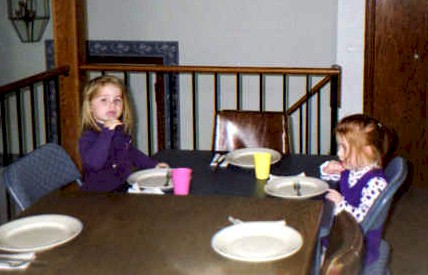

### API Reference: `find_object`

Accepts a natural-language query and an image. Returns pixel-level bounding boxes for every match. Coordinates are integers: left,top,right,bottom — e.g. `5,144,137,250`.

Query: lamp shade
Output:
7,0,50,43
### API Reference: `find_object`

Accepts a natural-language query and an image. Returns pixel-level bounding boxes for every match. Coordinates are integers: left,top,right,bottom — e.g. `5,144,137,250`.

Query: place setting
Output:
127,168,173,194
211,216,303,262
127,167,193,196
210,147,282,171
209,147,328,199
265,175,329,199
230,147,329,200
0,214,83,270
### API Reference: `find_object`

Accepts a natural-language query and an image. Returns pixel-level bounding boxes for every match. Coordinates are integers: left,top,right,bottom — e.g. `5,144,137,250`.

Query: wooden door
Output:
364,0,428,186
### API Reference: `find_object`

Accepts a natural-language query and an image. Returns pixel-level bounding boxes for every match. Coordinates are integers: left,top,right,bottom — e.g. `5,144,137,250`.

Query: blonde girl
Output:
79,75,167,192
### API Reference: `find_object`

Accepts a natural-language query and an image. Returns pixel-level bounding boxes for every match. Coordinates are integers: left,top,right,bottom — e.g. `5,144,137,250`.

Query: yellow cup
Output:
253,152,271,180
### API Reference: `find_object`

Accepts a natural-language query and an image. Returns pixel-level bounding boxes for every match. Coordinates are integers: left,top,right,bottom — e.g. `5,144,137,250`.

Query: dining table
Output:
153,150,335,197
153,150,336,236
4,150,335,274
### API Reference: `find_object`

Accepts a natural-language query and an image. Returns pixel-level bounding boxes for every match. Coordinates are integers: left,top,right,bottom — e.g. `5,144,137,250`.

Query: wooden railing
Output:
80,64,341,155
0,64,341,164
0,66,70,166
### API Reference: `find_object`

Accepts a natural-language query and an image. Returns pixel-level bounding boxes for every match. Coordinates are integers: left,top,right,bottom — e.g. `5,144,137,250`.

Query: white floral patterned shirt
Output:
320,161,388,223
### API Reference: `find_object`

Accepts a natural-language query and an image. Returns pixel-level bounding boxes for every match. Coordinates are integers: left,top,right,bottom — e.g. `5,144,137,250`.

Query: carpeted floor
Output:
385,185,428,274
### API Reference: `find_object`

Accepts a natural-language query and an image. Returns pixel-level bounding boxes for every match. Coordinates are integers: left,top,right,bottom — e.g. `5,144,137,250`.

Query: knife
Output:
210,153,221,171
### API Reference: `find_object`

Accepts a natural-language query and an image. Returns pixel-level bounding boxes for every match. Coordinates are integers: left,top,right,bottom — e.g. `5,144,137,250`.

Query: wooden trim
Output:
364,0,376,115
51,0,88,167
80,64,341,75
286,76,333,115
0,66,69,94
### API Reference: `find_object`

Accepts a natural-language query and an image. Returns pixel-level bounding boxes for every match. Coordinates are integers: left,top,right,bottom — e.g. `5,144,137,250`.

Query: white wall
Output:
87,0,337,67
336,0,365,116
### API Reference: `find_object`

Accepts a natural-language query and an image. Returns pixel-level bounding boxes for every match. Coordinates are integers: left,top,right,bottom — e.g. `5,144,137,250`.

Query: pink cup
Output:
172,168,193,195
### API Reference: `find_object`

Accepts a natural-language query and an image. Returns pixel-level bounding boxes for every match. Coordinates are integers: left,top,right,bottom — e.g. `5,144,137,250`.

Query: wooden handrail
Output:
80,64,341,75
0,66,70,94
286,75,338,115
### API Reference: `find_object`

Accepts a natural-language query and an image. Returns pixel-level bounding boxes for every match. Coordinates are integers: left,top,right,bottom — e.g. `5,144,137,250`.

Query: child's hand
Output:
322,160,345,174
104,119,123,130
325,189,344,205
156,162,169,169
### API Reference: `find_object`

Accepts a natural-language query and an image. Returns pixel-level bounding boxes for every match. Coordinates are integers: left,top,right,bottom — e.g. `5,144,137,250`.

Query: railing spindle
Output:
305,76,312,154
30,84,37,149
192,72,198,149
236,73,241,110
43,80,50,145
146,73,153,156
299,108,303,154
167,73,175,150
316,88,321,155
1,94,9,165
53,77,61,144
15,90,24,157
214,73,219,112
283,74,289,113
330,74,339,155
259,74,264,111
123,72,129,86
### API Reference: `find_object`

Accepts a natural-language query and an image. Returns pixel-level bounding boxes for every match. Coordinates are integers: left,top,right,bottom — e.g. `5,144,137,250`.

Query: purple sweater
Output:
79,125,158,192
340,169,386,266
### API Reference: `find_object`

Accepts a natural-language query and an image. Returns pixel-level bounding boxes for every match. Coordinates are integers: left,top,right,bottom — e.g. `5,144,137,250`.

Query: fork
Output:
211,153,224,172
163,170,171,187
293,181,302,196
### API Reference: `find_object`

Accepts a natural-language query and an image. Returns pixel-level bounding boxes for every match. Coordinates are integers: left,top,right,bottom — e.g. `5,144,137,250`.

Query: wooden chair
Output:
212,110,290,154
321,211,364,275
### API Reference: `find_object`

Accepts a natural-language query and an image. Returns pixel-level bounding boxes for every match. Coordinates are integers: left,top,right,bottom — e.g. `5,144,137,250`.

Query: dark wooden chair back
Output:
322,211,364,275
212,110,290,154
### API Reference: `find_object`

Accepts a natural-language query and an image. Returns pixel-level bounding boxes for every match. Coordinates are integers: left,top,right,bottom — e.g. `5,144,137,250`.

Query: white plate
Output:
225,148,282,168
211,222,303,262
265,176,329,199
127,168,172,190
0,214,83,252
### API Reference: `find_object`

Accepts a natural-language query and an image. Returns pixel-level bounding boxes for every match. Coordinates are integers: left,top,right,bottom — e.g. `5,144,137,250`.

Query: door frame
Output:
363,0,376,114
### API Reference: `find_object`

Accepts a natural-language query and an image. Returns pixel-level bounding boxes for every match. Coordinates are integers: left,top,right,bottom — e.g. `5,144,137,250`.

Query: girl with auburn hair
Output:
321,114,395,266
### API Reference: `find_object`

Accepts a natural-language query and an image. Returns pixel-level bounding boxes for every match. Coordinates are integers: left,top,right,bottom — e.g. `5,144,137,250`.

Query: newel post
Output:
330,65,341,155
51,0,87,168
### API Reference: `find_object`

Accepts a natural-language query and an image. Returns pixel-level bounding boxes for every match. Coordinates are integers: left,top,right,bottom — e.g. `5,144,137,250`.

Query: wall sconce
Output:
7,0,50,43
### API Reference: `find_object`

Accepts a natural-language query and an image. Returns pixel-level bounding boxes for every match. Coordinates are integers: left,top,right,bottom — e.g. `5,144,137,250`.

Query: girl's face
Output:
336,135,357,169
336,135,348,163
90,84,124,124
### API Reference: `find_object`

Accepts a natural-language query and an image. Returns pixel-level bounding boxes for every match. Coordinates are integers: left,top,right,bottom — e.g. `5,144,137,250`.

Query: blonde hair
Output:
335,114,394,168
81,75,133,135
